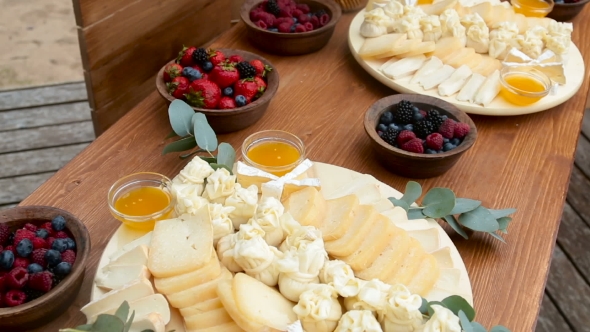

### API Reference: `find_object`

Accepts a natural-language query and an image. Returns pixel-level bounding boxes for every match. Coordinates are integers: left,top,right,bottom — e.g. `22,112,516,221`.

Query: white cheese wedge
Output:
382,55,427,80
81,278,154,321
473,69,501,106
420,65,455,90
456,72,486,102
430,247,454,269
438,65,472,96
108,245,149,266
95,264,151,291
108,232,152,262
407,228,441,253
410,56,444,85
129,312,166,332
378,57,399,72
88,294,171,325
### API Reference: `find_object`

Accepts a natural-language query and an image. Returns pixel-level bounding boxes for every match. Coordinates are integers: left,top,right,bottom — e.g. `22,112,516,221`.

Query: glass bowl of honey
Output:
511,0,554,17
108,172,176,231
499,66,552,106
241,130,306,177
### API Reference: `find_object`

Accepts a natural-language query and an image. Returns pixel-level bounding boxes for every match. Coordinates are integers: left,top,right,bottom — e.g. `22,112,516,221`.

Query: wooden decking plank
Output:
0,82,87,111
0,173,54,205
536,292,573,332
583,108,590,140
575,134,590,177
0,121,94,154
0,144,90,179
0,204,18,211
545,245,590,331
566,166,590,228
558,203,590,282
0,102,91,132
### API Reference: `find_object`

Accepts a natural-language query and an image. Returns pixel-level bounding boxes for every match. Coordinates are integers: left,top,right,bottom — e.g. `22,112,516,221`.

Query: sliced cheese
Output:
438,64,472,97
382,54,427,80
397,41,436,58
472,55,501,77
359,33,407,58
154,250,221,295
431,37,463,60
421,0,458,15
81,278,154,321
166,267,232,309
324,205,378,257
282,187,327,228
179,297,224,317
217,279,266,332
468,2,493,25
487,5,511,27
384,238,425,286
375,38,421,59
406,254,440,296
473,69,501,107
187,321,246,332
148,207,214,278
445,47,476,68
109,232,152,262
514,13,528,33
88,294,171,325
456,72,486,102
233,273,297,331
95,264,151,291
420,65,455,90
108,244,149,266
463,53,483,71
410,56,444,85
184,307,233,330
320,195,360,242
129,312,166,332
355,230,411,281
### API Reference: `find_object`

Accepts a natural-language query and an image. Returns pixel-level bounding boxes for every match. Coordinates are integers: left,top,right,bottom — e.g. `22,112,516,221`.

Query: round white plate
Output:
347,9,585,116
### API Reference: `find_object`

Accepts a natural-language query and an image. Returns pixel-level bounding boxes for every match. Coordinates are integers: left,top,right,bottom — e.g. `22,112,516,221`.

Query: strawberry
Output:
176,45,197,67
13,229,35,247
208,49,226,66
397,130,416,145
228,55,244,64
31,249,48,268
401,138,425,154
167,76,190,100
61,250,76,265
185,79,221,109
4,290,26,307
28,271,53,293
13,257,29,269
453,122,470,138
0,224,9,245
209,63,240,89
23,223,37,232
250,59,272,78
234,79,262,102
163,63,183,82
6,267,28,289
31,237,47,250
218,96,237,109
425,133,444,150
253,76,267,91
438,118,456,139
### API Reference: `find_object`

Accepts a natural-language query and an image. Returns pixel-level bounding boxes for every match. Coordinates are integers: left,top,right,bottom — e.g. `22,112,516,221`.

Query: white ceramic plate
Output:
347,9,585,116
92,162,473,331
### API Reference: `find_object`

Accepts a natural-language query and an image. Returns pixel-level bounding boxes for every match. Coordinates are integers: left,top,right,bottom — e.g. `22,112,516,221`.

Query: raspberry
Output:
277,22,292,33
4,245,15,254
12,229,35,247
279,6,293,17
61,250,76,265
40,222,54,236
31,249,48,268
31,237,48,250
438,118,456,139
454,122,470,139
401,138,425,154
319,13,330,26
46,237,56,249
397,130,416,145
298,13,309,23
0,274,6,292
6,267,28,289
13,257,29,269
295,3,310,13
304,22,313,31
310,15,320,28
294,24,306,32
4,289,26,307
292,8,303,17
54,231,69,239
256,20,268,29
0,224,10,245
23,223,38,232
28,271,53,293
426,133,444,151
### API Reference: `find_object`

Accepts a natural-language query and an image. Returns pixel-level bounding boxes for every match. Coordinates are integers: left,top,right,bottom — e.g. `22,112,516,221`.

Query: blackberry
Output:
191,47,209,65
23,287,45,302
381,128,400,146
414,120,436,138
427,109,445,130
52,274,64,287
266,0,281,16
314,9,327,17
236,61,256,78
394,100,414,124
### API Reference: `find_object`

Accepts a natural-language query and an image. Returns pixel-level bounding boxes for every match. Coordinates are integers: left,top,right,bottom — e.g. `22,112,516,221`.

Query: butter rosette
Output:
335,310,384,332
293,284,343,332
502,48,566,85
319,260,365,298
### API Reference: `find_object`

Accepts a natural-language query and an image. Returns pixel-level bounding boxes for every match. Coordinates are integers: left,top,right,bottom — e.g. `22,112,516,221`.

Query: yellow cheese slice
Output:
359,33,408,58
453,2,471,16
179,297,224,317
320,195,360,242
514,13,528,33
166,268,232,309
217,279,267,332
184,307,233,330
375,39,421,59
445,47,476,68
383,237,425,286
468,2,493,25
472,55,502,77
154,250,221,295
406,254,441,296
355,230,411,281
186,321,246,332
420,0,458,15
397,41,436,58
464,53,483,71
431,37,463,60
325,205,378,257
438,47,465,65
487,5,511,27
282,187,327,228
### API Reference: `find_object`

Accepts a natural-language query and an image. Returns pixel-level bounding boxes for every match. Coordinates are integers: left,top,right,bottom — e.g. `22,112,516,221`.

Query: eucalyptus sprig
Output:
420,295,510,332
389,181,516,243
162,100,236,173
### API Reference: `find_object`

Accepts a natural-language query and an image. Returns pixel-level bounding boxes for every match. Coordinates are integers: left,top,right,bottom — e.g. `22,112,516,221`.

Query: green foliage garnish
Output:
389,181,516,242
163,100,236,173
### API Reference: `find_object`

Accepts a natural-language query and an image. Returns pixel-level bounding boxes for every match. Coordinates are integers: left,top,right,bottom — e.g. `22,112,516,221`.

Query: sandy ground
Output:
0,0,83,91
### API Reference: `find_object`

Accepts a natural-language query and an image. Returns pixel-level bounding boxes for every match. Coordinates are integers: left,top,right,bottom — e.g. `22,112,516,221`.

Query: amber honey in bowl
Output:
511,0,554,17
499,66,551,106
242,130,306,176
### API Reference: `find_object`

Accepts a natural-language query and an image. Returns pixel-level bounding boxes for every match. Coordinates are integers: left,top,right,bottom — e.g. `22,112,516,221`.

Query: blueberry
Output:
64,238,76,250
268,27,279,32
223,86,234,96
403,124,414,131
16,239,33,257
202,61,214,72
413,111,424,123
450,138,461,146
379,111,394,125
293,17,298,23
52,215,66,231
441,115,448,121
388,123,400,131
0,250,14,270
425,149,437,154
443,138,450,143
45,249,62,267
54,262,72,276
235,95,247,107
36,229,49,239
411,106,419,112
181,67,202,82
377,124,388,132
27,263,43,274
443,142,456,152
52,238,68,253
290,25,296,32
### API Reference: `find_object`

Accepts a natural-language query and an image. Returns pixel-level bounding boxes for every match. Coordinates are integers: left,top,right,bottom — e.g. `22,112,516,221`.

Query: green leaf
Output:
168,99,195,137
388,198,410,212
497,217,512,233
165,130,179,139
200,157,217,163
123,310,135,332
490,325,511,332
217,143,236,173
419,297,429,315
488,208,517,219
471,322,489,332
401,181,422,205
92,314,125,332
488,232,506,243
444,215,469,239
422,188,456,218
459,206,500,233
140,330,155,332
162,136,197,155
426,301,445,317
193,113,218,151
59,329,90,332
114,301,130,324
408,208,426,220
210,163,233,173
450,198,481,215
179,149,207,159
458,311,474,332
441,295,475,321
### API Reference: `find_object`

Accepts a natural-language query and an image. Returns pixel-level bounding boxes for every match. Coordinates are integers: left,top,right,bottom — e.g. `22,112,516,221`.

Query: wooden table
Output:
22,6,590,332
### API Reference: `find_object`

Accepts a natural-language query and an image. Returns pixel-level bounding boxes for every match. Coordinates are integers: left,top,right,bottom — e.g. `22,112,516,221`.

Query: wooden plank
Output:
73,0,140,27
0,82,87,111
0,122,94,154
0,102,91,132
536,293,573,332
545,245,590,331
0,204,18,211
559,202,590,280
575,134,590,177
583,108,590,139
567,166,590,227
0,144,90,178
0,173,54,205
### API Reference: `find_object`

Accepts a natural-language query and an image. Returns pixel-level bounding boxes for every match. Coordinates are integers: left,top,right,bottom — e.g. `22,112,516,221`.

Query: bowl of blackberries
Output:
548,0,589,21
240,0,342,55
0,206,90,331
364,94,477,178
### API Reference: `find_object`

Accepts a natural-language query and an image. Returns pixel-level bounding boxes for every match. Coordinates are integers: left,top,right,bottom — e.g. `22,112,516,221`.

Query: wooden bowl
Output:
548,0,589,21
156,48,279,134
240,0,342,55
0,206,90,331
364,94,477,178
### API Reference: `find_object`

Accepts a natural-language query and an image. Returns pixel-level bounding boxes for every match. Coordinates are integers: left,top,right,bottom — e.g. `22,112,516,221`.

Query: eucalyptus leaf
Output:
419,297,429,315
450,198,481,215
401,181,422,205
193,113,218,151
73,325,93,331
59,329,90,332
471,322,489,332
426,301,445,317
458,311,474,332
179,149,207,159
165,130,179,139
210,163,233,173
123,310,135,332
422,188,456,218
140,330,155,332
488,208,517,219
217,142,236,172
459,206,500,233
444,215,469,239
168,100,195,137
92,314,125,332
497,217,512,233
114,301,130,325
408,208,426,220
162,136,198,155
488,232,506,243
441,295,475,321
489,325,511,332
200,157,217,163
388,198,410,212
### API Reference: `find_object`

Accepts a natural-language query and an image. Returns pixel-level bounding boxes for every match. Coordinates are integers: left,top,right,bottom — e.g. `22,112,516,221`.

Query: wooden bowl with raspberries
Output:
240,0,342,55
0,206,90,331
364,94,477,178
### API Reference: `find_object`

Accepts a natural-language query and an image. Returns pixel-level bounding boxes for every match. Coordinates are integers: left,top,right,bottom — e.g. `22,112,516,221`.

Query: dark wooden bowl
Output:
364,94,477,179
548,0,589,21
240,0,342,55
0,206,90,331
156,48,279,134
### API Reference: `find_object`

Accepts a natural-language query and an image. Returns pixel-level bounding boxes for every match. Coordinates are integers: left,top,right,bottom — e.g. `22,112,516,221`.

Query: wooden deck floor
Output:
0,82,589,331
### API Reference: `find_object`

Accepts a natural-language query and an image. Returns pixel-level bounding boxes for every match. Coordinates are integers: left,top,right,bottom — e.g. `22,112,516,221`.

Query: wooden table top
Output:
21,6,590,332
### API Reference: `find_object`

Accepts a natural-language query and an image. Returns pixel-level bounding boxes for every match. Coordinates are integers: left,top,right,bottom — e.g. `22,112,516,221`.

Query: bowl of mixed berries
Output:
364,94,477,178
548,0,589,21
0,206,90,331
156,47,279,133
241,0,341,55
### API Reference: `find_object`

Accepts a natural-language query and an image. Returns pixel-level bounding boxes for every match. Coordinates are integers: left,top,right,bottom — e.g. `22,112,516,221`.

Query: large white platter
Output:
348,9,585,116
92,162,473,331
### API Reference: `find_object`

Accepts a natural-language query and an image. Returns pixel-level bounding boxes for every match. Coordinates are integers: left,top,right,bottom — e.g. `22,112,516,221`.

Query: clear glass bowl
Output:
499,66,552,106
107,172,175,231
241,130,306,177
511,0,554,17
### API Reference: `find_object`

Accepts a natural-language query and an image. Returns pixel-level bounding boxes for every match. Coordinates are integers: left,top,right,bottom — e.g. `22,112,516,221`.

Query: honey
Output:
246,141,301,176
500,74,547,106
115,186,170,217
512,0,553,17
